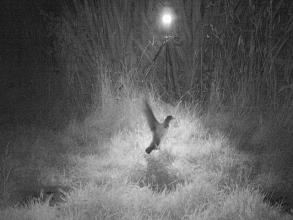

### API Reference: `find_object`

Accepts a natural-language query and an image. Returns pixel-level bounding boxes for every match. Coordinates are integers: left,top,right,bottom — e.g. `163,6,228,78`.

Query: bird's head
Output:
163,115,175,128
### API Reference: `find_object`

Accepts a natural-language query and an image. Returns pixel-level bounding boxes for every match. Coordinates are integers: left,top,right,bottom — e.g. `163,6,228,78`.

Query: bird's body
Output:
143,100,174,154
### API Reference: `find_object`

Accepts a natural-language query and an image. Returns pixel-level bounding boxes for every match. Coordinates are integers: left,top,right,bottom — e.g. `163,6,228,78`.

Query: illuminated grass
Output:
1,93,292,220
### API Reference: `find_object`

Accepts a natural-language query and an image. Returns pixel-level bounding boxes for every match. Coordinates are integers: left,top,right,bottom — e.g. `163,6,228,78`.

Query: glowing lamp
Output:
161,13,173,27
160,7,175,30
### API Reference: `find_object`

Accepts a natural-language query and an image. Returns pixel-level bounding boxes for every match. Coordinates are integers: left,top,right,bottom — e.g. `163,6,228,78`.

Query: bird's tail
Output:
145,142,156,154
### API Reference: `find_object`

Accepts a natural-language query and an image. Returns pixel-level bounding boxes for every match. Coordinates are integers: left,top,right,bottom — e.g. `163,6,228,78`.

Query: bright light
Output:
160,7,175,30
162,13,173,27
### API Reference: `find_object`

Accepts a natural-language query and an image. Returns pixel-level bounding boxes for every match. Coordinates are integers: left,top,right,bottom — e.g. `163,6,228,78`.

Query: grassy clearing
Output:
1,0,292,219
0,87,292,220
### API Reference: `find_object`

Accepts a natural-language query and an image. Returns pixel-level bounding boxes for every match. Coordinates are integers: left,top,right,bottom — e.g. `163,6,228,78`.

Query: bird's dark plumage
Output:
143,99,174,154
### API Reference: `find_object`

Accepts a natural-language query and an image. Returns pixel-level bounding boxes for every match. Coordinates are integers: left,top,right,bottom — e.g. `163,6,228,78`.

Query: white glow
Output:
161,13,173,27
160,7,175,30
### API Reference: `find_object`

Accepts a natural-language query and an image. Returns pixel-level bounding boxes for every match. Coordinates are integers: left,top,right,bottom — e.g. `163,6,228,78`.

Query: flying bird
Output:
143,99,174,154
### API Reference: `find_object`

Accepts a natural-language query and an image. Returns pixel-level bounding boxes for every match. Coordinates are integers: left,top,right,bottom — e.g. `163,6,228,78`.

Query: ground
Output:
0,94,292,220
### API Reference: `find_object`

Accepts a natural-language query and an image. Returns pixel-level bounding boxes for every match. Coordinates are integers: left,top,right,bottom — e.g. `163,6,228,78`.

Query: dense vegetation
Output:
0,0,292,219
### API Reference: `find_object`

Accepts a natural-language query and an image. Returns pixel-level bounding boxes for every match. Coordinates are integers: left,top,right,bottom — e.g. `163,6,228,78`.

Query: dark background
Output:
0,0,62,128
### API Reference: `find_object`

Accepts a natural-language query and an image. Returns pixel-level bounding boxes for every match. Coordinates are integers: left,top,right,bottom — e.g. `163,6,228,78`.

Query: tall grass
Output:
52,0,293,119
1,0,293,219
202,0,293,110
53,0,158,119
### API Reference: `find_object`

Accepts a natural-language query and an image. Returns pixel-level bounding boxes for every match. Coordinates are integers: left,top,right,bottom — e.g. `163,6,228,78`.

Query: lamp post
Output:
145,7,179,98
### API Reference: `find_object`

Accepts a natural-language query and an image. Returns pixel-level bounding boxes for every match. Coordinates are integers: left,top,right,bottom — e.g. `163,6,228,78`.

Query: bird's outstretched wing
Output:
143,99,159,131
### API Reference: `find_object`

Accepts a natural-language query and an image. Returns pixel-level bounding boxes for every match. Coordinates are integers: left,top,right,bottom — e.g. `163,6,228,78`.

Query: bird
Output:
143,99,174,154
